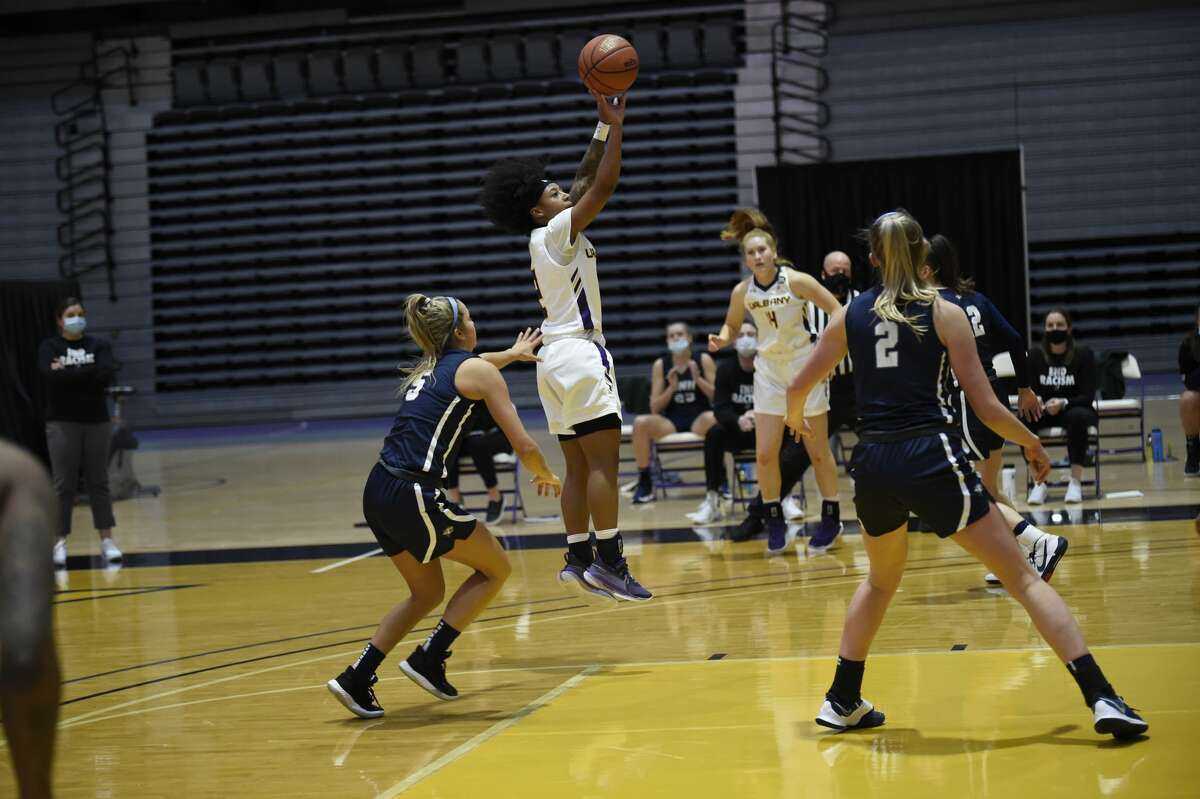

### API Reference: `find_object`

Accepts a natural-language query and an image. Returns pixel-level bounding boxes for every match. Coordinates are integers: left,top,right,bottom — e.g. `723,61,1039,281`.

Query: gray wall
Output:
822,3,1200,370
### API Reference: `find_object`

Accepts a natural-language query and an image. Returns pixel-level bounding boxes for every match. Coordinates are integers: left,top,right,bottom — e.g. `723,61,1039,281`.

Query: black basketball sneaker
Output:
327,667,385,719
815,694,886,732
401,646,459,701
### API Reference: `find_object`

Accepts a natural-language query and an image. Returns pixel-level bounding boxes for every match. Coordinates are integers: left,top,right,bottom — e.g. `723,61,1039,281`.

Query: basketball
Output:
578,33,639,96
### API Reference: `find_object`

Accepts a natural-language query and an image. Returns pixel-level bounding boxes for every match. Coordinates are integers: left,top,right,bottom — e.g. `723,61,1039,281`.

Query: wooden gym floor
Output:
4,398,1198,797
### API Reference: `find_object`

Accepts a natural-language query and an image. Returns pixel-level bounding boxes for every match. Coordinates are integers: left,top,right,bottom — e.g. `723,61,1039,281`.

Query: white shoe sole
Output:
399,661,458,702
326,679,385,719
558,570,618,606
815,699,885,732
1093,699,1148,739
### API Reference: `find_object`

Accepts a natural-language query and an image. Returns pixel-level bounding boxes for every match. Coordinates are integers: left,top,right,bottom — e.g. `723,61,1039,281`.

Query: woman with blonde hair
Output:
784,209,1146,739
327,295,560,719
709,208,843,555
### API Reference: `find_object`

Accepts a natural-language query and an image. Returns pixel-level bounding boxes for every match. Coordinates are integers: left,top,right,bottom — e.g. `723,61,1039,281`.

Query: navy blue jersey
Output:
847,287,954,436
380,349,479,478
935,288,1024,382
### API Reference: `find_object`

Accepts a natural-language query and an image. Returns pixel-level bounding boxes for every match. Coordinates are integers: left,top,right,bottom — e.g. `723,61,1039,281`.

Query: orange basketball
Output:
578,34,639,96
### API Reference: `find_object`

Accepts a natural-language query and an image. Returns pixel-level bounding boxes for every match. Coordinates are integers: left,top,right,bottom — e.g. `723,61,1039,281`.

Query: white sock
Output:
706,490,720,505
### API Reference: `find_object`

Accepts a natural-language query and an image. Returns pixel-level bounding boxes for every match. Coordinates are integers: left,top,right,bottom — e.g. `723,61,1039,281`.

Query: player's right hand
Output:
707,333,729,352
1023,443,1051,483
593,90,626,125
532,472,562,498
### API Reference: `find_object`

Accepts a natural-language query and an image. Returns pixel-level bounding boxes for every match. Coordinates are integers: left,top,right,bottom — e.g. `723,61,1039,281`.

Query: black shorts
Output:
362,463,477,561
849,431,991,538
557,412,622,442
956,389,1004,461
666,406,704,434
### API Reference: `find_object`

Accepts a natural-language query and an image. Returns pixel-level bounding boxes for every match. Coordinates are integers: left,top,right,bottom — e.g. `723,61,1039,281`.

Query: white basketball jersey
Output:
529,208,603,343
743,268,814,357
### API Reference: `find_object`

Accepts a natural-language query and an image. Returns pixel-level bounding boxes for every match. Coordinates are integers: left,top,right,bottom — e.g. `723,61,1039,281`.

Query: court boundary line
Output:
311,547,383,573
373,665,600,798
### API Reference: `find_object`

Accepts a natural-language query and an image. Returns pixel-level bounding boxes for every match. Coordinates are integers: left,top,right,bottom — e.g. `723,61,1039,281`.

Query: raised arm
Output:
785,306,849,438
787,268,841,318
478,328,543,370
455,359,561,496
935,298,1049,480
709,281,748,352
569,92,626,242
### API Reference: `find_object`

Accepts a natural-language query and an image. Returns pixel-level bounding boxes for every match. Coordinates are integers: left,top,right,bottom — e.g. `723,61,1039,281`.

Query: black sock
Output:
821,499,840,521
1067,653,1115,707
596,531,624,564
568,538,594,566
638,467,652,484
1013,520,1029,539
351,642,386,680
763,500,783,522
1188,434,1199,448
422,619,461,656
828,656,865,707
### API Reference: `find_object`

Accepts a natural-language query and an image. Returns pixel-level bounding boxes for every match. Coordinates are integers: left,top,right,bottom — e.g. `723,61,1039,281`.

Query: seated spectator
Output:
1180,304,1200,477
810,251,860,432
445,404,513,524
1026,307,1098,504
689,322,811,528
631,322,717,504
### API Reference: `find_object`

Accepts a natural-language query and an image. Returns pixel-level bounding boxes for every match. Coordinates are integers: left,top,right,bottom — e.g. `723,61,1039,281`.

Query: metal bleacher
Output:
148,5,745,394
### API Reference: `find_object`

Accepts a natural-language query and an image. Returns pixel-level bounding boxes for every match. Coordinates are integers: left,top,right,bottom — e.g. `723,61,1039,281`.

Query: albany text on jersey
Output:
529,208,604,344
744,268,816,358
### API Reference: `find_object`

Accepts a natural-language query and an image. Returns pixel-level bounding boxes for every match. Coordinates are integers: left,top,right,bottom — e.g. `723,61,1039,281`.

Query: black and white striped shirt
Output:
808,288,860,377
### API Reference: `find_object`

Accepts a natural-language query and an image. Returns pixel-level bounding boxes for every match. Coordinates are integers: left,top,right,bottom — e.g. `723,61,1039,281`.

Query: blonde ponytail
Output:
719,207,793,267
398,293,458,395
867,210,936,335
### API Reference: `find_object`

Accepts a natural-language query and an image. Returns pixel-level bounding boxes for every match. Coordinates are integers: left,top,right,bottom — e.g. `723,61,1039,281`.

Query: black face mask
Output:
822,272,851,297
1045,329,1070,345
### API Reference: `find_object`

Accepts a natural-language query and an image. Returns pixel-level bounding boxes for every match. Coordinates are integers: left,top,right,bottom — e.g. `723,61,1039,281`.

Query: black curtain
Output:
0,279,81,465
756,150,1028,343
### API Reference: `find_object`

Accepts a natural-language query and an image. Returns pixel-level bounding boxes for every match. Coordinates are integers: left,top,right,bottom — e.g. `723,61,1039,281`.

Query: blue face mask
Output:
63,316,87,335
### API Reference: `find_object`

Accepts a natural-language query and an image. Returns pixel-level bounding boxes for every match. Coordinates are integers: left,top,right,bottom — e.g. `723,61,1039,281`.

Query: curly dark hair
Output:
479,156,549,235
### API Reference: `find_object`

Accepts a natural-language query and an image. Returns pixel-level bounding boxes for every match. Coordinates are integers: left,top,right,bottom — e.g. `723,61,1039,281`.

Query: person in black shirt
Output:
1180,304,1200,476
630,322,717,504
444,404,514,523
0,440,61,799
38,297,121,567
1025,307,1099,504
688,321,810,528
784,208,1145,740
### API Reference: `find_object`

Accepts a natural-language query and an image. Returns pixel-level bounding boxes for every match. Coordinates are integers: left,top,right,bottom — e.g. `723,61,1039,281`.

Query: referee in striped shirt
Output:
808,251,859,433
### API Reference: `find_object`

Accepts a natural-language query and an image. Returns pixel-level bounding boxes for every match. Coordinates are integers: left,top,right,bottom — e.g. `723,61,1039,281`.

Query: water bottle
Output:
1150,428,1164,462
1001,466,1017,503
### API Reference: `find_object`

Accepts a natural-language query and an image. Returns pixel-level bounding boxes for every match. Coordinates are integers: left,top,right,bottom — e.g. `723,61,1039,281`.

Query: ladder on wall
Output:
770,1,832,163
50,42,136,301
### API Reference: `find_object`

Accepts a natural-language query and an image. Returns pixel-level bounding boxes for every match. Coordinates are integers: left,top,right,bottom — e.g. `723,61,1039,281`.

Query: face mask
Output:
1045,329,1070,345
822,272,851,296
668,338,690,354
735,335,758,356
63,316,87,335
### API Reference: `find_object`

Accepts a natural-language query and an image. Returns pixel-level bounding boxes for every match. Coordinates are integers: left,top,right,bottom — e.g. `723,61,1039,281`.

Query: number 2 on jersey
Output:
874,321,899,368
966,305,986,337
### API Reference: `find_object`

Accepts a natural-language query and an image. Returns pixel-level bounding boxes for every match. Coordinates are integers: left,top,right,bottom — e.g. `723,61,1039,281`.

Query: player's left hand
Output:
1017,388,1043,422
507,328,543,363
532,472,562,498
1023,442,1051,483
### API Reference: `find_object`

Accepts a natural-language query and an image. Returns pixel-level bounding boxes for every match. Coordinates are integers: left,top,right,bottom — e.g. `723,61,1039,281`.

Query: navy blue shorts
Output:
362,463,477,562
849,431,991,538
955,389,1004,461
666,406,704,434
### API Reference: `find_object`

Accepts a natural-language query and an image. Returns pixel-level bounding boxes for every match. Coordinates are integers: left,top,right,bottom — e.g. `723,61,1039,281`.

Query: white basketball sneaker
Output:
1026,482,1048,505
686,491,724,525
781,495,805,520
1064,479,1083,503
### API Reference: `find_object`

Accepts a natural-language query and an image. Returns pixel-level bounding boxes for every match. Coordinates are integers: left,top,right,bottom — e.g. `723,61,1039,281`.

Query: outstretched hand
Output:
507,328,543,363
787,410,811,443
707,333,729,352
593,90,627,125
532,472,562,498
1023,443,1051,483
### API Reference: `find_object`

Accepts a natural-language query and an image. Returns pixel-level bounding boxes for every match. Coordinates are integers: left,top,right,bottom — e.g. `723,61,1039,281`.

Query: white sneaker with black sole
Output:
986,531,1069,585
1092,695,1148,739
815,696,886,732
100,537,123,563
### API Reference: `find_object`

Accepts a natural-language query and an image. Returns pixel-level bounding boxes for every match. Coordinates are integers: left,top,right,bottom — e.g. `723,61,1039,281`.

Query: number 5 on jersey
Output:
875,321,899,368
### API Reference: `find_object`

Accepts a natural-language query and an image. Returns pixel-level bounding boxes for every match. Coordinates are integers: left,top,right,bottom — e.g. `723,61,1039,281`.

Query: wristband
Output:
593,121,610,142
